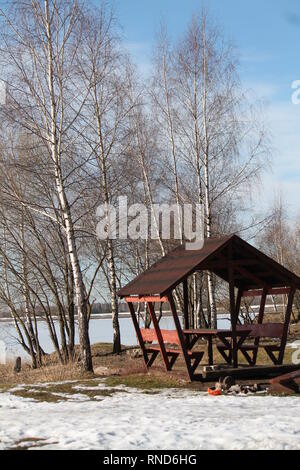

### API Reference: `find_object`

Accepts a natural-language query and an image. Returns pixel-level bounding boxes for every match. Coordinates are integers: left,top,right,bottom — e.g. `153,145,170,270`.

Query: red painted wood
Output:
125,296,168,303
147,345,204,360
140,328,156,343
140,328,181,346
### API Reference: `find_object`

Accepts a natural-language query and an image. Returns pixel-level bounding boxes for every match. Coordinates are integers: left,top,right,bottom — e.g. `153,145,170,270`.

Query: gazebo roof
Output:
118,234,300,298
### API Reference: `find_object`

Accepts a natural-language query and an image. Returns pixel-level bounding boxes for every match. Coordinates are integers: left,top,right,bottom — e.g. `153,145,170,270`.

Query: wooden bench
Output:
216,323,285,366
238,323,285,366
140,328,204,373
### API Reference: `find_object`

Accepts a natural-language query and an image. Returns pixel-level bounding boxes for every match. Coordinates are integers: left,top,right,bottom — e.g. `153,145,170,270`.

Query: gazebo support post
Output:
252,288,268,365
147,302,171,371
183,279,189,330
127,301,149,369
229,265,238,368
235,288,243,324
168,294,193,381
278,287,296,365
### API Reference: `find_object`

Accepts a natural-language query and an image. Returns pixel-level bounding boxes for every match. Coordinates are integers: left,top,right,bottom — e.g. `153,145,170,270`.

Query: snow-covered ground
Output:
0,381,300,450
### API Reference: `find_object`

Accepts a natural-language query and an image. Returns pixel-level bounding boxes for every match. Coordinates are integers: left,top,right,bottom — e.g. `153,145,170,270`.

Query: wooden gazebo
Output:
118,235,300,381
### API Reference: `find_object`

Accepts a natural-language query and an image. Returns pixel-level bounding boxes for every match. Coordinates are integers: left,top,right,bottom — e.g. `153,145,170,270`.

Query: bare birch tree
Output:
76,5,137,353
151,12,268,327
0,0,93,371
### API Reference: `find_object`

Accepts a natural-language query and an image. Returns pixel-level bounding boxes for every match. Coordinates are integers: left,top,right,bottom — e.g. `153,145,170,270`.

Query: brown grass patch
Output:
0,360,88,389
8,437,51,451
9,378,129,403
0,338,298,391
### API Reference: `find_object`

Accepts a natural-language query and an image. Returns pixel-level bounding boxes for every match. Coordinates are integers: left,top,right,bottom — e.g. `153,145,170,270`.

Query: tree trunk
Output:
202,22,217,329
108,239,121,354
45,0,93,372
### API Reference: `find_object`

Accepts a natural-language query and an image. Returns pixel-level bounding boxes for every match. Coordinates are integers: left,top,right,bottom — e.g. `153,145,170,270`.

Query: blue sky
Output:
106,1,300,215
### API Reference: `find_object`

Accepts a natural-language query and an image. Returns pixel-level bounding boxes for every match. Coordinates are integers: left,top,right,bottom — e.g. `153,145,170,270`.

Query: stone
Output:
14,357,22,373
94,366,121,376
94,366,110,376
229,384,242,394
127,348,143,359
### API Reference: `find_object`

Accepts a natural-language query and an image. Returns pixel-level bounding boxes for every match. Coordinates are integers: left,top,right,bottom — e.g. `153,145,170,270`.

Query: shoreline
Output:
0,303,283,324
0,311,233,324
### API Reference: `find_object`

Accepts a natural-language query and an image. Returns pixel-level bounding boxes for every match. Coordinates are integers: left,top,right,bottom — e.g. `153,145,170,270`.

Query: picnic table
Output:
184,328,252,366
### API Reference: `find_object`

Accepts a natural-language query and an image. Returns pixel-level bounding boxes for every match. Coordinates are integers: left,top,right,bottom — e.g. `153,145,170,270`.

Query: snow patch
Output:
1,383,300,450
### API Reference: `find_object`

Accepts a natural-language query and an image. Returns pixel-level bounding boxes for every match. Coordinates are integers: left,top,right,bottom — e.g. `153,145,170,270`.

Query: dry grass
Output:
291,322,300,337
8,437,52,451
0,336,298,391
0,343,143,389
0,359,88,389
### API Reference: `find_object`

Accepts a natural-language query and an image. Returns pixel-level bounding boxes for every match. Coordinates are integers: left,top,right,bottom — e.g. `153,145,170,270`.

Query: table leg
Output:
232,338,238,368
208,337,213,366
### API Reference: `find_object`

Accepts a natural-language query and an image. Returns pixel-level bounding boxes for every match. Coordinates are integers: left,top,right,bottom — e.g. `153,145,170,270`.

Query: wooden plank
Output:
141,328,180,346
257,323,284,338
270,368,300,394
126,296,168,303
140,328,157,343
239,323,284,339
242,288,291,298
271,368,300,384
270,381,299,394
184,329,218,335
202,364,300,382
268,288,292,296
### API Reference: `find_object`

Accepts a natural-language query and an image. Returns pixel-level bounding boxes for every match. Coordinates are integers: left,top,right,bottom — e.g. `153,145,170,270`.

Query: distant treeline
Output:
0,302,171,319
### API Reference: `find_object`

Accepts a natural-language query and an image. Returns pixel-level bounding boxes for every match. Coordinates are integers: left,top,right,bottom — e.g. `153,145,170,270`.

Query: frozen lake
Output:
0,314,231,362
